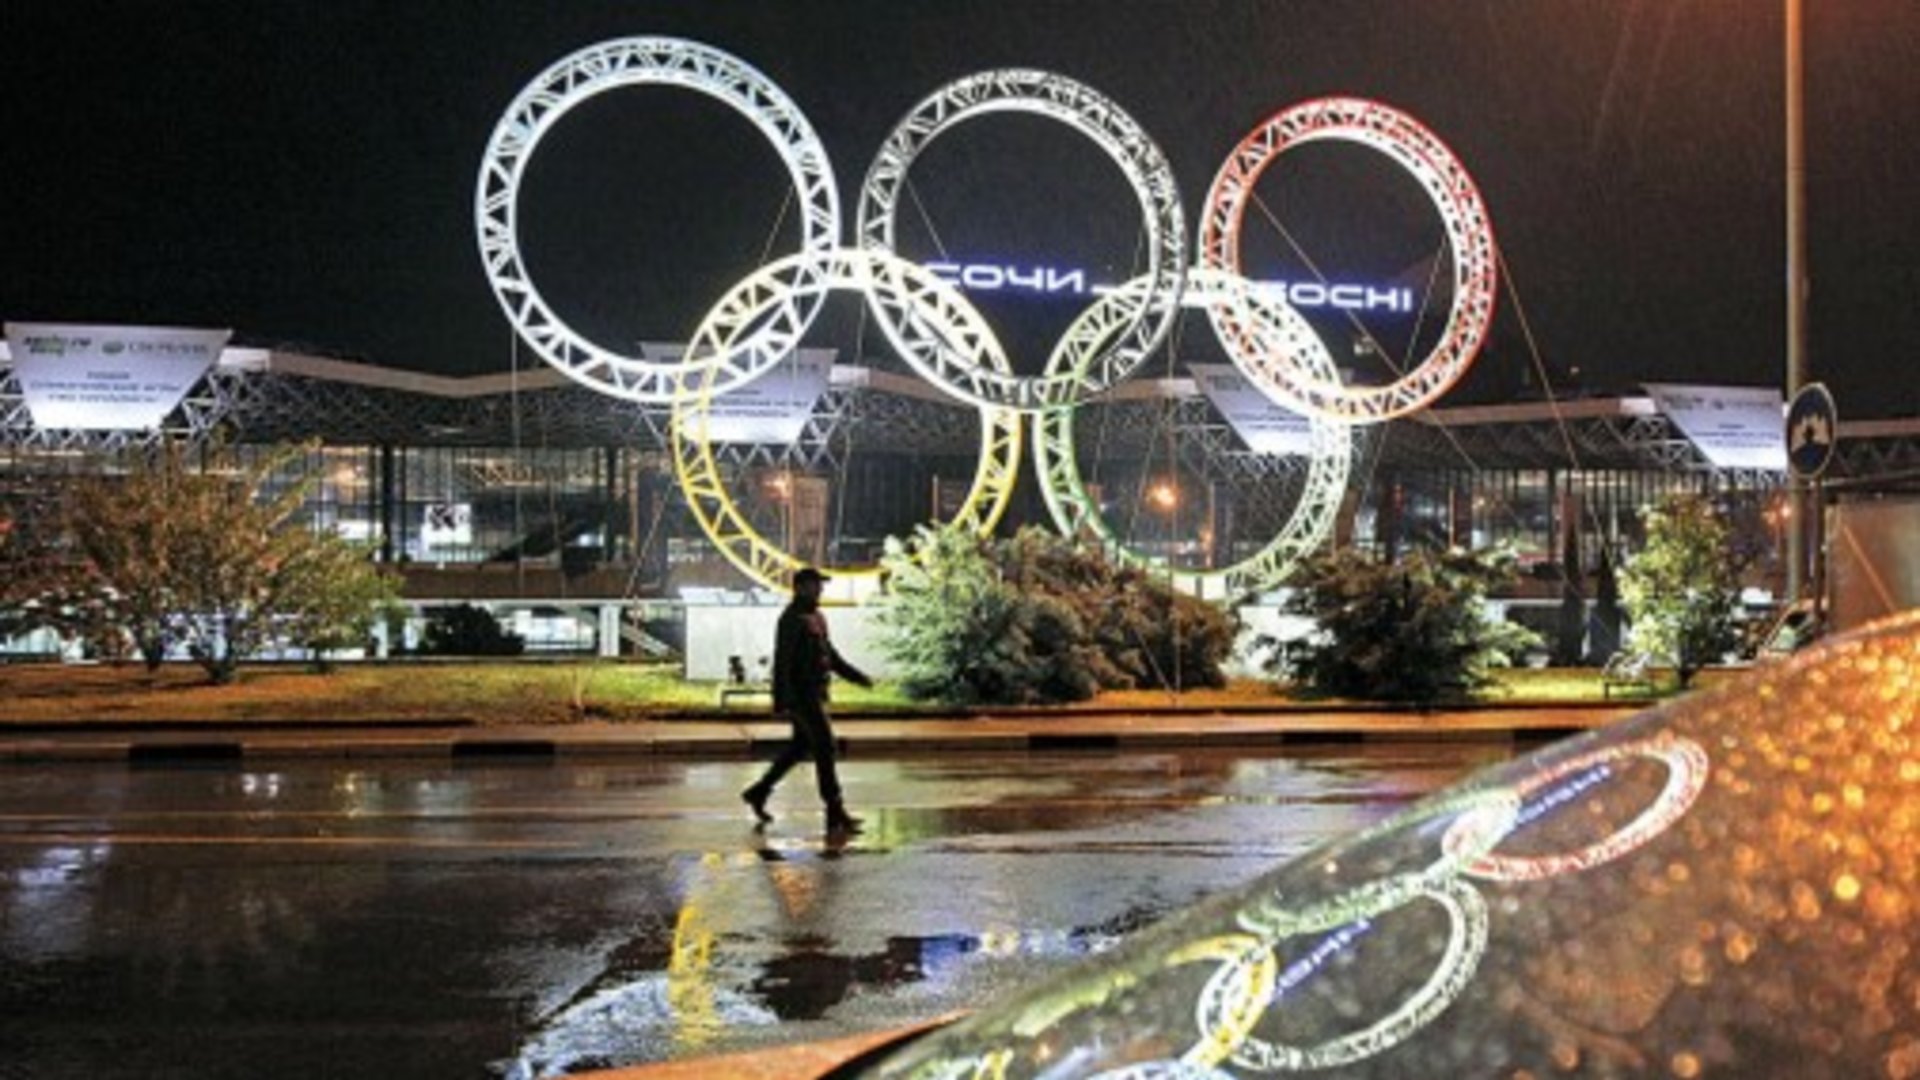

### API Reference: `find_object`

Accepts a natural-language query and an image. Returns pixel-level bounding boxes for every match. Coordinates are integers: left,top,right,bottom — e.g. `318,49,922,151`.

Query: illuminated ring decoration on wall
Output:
1445,733,1711,883
1033,269,1351,600
1199,97,1498,422
1214,878,1488,1073
670,249,1022,594
477,37,841,403
858,69,1186,412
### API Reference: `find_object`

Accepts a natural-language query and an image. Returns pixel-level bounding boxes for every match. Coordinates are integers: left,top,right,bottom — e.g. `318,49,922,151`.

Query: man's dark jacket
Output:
771,601,865,713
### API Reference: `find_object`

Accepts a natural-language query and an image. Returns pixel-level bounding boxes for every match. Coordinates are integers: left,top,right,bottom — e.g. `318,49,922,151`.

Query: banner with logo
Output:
1643,383,1788,471
787,475,829,567
4,323,228,431
421,503,473,548
642,342,833,445
1189,363,1313,455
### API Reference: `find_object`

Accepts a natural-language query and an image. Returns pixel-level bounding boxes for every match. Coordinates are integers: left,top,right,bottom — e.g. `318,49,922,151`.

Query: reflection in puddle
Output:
495,841,1139,1079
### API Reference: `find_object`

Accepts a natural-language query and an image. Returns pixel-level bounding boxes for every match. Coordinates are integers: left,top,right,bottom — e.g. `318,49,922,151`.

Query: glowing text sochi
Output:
925,261,1415,315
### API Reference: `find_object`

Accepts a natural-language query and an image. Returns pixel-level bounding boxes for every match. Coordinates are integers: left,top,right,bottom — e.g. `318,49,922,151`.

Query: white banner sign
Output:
1190,363,1313,455
642,342,833,445
4,323,227,431
1643,383,1788,471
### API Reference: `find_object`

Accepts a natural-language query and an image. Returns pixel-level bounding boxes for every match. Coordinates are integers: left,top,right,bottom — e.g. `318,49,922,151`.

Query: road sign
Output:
1786,382,1838,479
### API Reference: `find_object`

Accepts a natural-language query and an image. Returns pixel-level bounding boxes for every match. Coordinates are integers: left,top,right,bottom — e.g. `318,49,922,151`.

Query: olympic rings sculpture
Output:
877,733,1709,1078
477,36,1499,596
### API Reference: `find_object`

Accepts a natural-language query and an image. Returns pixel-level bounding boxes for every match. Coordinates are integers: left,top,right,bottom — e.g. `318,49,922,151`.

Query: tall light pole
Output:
1785,0,1811,600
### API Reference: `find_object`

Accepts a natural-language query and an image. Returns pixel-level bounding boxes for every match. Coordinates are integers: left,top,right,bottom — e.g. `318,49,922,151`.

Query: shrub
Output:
876,525,1236,705
420,603,525,657
1620,494,1744,688
1275,545,1539,703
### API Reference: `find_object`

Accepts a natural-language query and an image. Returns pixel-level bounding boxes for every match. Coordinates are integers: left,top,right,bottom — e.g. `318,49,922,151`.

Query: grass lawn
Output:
0,657,1734,728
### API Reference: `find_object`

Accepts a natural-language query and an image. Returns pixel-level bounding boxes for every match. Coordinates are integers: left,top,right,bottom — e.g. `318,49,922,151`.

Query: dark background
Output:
6,1,1917,416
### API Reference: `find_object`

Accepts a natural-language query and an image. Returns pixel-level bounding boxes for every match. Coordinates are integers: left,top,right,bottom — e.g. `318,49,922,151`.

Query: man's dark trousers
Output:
750,699,842,806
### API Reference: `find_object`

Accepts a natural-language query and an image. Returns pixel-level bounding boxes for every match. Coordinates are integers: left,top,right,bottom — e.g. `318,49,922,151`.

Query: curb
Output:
0,716,1609,765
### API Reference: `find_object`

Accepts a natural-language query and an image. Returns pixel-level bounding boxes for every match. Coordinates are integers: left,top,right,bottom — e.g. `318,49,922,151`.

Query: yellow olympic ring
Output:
670,249,1022,598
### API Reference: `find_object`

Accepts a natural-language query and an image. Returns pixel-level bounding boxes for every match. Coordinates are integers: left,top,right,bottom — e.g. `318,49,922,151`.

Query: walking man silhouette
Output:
741,567,872,835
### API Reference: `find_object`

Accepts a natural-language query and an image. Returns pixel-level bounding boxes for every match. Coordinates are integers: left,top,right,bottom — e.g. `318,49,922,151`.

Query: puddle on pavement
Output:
496,891,1160,1078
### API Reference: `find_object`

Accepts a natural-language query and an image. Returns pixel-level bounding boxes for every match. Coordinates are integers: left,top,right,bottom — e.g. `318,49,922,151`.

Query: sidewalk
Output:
0,701,1643,764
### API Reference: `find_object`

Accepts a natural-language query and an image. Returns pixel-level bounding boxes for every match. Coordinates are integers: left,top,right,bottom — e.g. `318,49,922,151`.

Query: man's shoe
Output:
742,788,773,825
825,807,864,835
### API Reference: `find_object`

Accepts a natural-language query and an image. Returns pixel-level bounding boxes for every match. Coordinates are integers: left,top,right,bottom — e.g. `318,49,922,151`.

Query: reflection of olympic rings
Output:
1165,934,1279,1067
1200,97,1499,422
1034,268,1350,600
857,68,1186,411
1216,877,1489,1073
1088,1063,1237,1080
476,37,841,403
901,1050,1013,1080
873,735,1709,1079
670,250,1022,593
1446,732,1712,882
1234,787,1518,941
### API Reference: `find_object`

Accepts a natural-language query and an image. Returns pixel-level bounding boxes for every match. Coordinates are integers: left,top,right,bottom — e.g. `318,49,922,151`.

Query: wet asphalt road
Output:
0,743,1516,1079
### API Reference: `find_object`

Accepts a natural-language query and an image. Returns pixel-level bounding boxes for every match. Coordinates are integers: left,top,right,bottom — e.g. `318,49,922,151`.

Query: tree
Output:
1619,493,1744,688
272,529,406,671
1275,545,1540,703
0,502,129,659
1586,545,1624,665
875,524,1236,705
1552,520,1586,666
60,441,402,682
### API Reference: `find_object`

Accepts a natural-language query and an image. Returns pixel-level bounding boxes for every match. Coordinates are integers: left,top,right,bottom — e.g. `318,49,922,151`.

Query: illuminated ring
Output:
1033,268,1349,600
904,935,1272,1080
1166,934,1279,1067
1218,877,1488,1072
1199,97,1497,422
858,69,1186,411
476,37,841,403
1088,1064,1238,1080
1234,786,1518,940
896,1052,1012,1080
670,249,1021,596
1446,733,1710,883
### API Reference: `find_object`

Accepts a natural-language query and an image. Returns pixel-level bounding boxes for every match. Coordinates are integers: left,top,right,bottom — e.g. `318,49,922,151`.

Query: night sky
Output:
7,1,1920,418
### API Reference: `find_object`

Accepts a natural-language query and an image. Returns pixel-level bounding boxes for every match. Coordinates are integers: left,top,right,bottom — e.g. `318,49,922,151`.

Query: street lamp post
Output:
1785,0,1811,601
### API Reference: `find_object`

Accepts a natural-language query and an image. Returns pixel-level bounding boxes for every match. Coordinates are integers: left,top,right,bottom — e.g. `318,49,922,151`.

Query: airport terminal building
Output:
5,332,1917,660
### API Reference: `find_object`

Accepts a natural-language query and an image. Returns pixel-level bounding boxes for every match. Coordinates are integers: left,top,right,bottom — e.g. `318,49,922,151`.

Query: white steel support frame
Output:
1201,98,1498,422
670,250,1022,600
476,37,842,403
1034,271,1351,600
858,69,1187,412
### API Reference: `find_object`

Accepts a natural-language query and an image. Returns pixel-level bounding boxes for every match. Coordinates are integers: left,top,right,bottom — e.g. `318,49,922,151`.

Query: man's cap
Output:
792,566,831,587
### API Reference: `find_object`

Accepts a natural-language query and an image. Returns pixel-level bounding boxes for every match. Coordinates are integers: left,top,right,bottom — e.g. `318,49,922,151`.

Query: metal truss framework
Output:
9,357,1919,498
0,365,252,453
476,37,842,404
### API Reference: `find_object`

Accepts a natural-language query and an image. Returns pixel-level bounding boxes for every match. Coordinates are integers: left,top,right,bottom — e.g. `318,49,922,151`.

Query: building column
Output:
378,444,397,563
599,604,621,659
